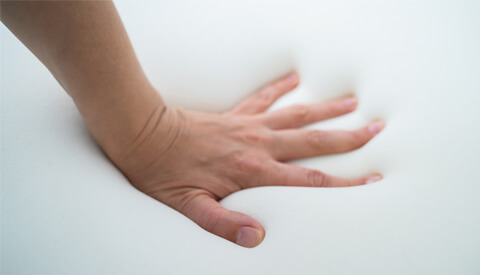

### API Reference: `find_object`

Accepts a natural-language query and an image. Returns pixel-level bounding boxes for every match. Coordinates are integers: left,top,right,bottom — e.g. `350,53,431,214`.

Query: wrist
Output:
75,82,166,160
110,104,188,185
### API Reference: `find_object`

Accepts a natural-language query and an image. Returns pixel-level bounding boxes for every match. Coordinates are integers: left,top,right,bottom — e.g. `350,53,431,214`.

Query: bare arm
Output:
1,1,162,156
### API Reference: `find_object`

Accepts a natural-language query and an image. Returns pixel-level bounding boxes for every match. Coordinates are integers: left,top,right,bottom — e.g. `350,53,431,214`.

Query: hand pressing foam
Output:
3,1,480,274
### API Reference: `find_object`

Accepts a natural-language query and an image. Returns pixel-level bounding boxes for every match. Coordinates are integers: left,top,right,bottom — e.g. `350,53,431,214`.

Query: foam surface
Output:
2,1,480,274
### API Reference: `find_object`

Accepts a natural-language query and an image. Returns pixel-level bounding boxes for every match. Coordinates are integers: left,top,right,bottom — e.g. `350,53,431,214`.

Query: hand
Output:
2,1,384,249
111,72,385,248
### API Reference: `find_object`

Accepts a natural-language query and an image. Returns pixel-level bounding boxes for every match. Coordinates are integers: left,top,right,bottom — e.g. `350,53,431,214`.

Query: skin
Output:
1,1,384,248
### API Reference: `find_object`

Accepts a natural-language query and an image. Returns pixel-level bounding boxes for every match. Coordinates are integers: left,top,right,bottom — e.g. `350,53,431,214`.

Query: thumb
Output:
181,194,265,248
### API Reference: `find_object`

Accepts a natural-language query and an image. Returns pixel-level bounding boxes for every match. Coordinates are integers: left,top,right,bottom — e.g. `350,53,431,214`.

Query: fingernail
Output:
365,175,382,184
236,226,261,248
344,96,357,109
368,121,385,134
286,73,298,85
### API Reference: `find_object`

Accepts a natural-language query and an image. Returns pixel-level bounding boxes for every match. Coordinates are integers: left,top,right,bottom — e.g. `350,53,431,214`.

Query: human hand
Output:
110,72,385,248
3,1,384,248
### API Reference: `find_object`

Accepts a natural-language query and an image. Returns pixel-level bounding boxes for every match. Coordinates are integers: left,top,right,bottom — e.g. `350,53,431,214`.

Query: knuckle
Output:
201,206,224,232
306,130,326,149
233,153,266,173
235,126,273,145
292,105,310,120
255,89,274,108
306,169,325,187
243,132,267,143
174,190,207,214
258,130,274,144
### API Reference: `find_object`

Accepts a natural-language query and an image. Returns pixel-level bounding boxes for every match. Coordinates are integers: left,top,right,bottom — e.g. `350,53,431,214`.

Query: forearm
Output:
1,1,163,155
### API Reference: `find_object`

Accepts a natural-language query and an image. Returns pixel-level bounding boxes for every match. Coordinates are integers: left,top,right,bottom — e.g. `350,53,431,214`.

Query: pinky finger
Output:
268,162,383,188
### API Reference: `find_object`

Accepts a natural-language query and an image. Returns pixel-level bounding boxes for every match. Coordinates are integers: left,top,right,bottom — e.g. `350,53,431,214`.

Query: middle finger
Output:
269,121,385,161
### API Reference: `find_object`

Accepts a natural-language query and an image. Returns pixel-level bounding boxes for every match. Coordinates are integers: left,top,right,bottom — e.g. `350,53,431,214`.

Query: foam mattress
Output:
2,0,480,274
